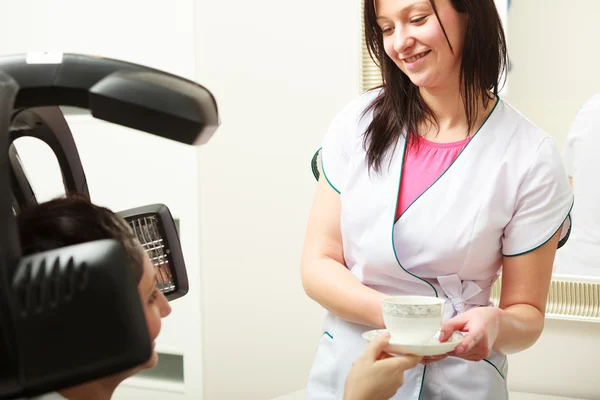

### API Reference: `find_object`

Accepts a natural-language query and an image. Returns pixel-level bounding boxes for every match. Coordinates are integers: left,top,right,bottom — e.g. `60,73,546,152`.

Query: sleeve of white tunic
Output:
563,95,600,180
563,126,575,179
502,138,574,256
320,104,356,193
320,92,376,193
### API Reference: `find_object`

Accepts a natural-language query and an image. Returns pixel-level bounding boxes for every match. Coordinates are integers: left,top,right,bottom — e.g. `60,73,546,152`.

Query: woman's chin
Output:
143,351,159,369
410,76,436,89
114,351,159,383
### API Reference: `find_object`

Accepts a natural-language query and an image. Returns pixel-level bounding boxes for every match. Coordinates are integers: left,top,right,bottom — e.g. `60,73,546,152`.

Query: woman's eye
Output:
381,27,393,34
411,16,427,24
149,290,158,304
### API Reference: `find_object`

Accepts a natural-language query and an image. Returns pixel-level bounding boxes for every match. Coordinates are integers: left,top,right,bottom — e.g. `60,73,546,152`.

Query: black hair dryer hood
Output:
0,53,220,400
1,52,219,145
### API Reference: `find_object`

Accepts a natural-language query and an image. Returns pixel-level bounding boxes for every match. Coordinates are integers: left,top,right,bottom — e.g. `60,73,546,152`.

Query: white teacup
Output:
382,296,445,344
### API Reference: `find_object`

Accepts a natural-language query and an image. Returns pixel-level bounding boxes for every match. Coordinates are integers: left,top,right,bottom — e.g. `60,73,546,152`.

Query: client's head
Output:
17,194,172,373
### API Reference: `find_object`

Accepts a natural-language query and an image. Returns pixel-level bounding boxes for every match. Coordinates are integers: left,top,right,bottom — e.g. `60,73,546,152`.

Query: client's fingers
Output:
376,351,394,361
382,354,422,372
362,332,391,361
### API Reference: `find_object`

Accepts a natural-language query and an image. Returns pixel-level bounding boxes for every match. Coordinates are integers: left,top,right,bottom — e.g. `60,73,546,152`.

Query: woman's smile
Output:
403,50,432,69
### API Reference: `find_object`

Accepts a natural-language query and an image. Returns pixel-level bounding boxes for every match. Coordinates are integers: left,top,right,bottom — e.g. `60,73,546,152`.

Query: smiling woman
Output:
363,0,508,168
300,0,573,399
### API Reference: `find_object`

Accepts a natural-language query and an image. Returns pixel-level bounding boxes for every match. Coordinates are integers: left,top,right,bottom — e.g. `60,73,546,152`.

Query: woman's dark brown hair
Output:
363,0,508,172
16,194,145,283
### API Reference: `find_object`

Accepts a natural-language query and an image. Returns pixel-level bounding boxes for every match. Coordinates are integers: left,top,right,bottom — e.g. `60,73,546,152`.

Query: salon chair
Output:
0,53,219,399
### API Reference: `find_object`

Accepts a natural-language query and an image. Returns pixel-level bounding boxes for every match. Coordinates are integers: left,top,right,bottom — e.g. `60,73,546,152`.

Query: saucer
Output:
362,329,464,356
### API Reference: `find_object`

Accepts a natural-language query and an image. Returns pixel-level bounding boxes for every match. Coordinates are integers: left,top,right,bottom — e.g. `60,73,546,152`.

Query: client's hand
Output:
438,306,503,362
343,332,422,400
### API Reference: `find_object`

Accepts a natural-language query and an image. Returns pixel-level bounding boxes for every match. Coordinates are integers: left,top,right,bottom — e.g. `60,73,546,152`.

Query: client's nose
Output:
159,292,172,318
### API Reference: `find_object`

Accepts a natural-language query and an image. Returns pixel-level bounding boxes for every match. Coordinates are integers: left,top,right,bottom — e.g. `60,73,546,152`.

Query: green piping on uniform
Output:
322,331,333,339
391,140,438,297
418,366,427,400
483,358,506,380
398,96,500,220
320,150,341,194
503,199,574,257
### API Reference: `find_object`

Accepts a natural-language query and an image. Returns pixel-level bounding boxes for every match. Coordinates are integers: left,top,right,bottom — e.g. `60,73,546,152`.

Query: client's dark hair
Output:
16,194,145,283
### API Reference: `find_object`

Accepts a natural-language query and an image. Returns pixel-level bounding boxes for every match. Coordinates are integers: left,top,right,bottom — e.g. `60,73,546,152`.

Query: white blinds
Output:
359,0,382,92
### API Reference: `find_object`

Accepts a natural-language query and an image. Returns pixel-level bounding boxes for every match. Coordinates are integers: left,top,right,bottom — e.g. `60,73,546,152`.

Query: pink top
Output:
396,135,471,220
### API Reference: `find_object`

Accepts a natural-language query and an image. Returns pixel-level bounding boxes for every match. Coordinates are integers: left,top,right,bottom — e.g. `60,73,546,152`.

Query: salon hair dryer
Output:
0,53,219,399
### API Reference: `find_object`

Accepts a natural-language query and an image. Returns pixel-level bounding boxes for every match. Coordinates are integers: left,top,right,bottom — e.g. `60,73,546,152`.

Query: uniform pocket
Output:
483,350,509,399
484,348,507,380
305,332,337,400
435,353,509,400
418,374,443,400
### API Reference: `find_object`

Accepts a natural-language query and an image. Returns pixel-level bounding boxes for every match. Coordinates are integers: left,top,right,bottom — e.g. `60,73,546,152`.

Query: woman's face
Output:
137,252,172,369
375,0,467,90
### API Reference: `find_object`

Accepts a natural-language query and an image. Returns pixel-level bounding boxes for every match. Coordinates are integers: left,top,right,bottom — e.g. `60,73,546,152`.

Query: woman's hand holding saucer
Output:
438,306,503,362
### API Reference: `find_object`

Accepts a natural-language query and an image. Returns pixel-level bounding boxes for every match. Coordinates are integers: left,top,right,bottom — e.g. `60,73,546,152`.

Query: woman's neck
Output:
58,375,122,400
418,81,493,143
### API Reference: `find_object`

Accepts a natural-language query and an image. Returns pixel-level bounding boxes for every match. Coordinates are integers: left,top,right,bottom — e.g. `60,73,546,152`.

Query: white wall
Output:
194,0,361,397
508,319,600,399
502,0,600,152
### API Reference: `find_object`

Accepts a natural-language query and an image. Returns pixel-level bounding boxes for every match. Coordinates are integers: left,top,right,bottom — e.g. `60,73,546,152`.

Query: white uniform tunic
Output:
555,94,600,276
306,90,574,400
